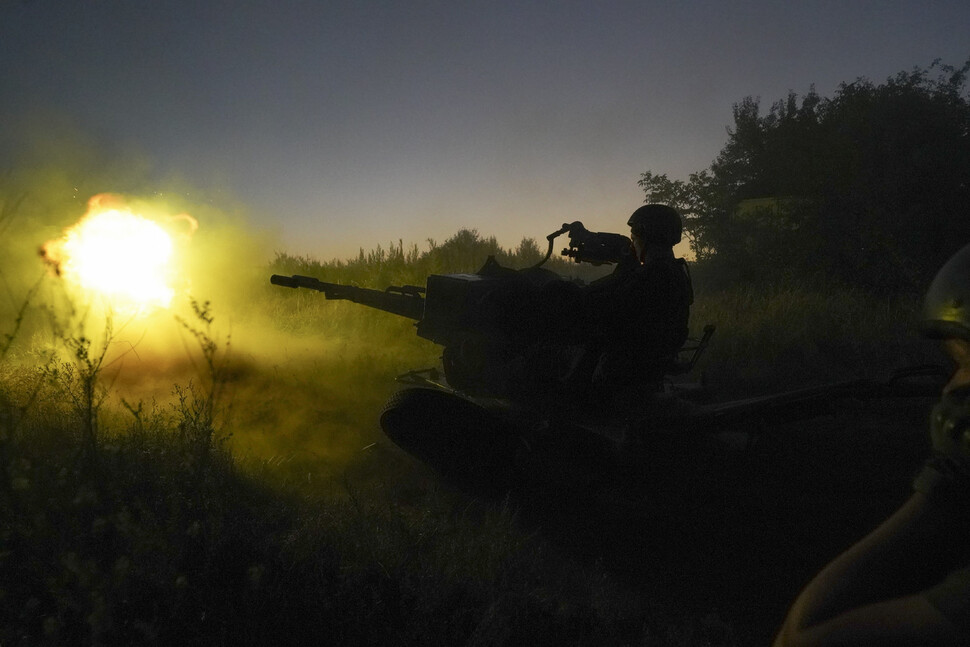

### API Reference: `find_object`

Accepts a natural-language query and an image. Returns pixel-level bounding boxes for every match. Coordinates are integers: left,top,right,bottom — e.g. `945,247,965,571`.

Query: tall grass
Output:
0,217,945,645
1,360,696,645
690,281,940,396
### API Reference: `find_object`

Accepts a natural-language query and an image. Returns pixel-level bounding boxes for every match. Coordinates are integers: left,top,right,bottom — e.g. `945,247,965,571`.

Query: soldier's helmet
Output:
627,204,682,247
921,243,970,341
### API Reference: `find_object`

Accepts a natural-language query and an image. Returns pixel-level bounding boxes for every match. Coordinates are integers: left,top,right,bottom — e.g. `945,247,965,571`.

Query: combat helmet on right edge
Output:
921,243,970,342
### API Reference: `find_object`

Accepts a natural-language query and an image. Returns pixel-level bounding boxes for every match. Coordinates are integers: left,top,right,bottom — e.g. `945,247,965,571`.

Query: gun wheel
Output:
380,388,525,495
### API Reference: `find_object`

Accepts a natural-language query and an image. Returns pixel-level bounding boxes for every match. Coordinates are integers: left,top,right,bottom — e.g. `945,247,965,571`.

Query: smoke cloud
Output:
1,121,435,484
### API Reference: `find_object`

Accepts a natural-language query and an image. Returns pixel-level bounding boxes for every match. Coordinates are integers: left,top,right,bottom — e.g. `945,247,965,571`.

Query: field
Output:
0,228,949,645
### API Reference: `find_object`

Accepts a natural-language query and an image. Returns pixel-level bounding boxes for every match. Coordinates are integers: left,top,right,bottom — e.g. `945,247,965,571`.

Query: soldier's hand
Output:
915,390,970,504
929,389,970,459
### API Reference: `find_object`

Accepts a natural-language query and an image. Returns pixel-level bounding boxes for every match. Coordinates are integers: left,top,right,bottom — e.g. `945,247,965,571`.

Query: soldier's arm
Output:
775,595,958,647
774,492,965,646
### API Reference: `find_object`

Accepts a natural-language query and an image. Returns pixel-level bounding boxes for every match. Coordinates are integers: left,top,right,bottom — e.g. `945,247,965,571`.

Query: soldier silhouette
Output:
506,204,692,409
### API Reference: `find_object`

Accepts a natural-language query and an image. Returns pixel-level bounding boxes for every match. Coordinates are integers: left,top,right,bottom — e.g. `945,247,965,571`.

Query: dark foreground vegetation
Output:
1,381,666,645
1,59,967,645
0,228,946,646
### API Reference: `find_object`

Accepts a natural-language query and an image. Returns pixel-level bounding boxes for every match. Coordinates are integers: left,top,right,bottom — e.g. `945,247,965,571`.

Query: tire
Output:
380,388,525,495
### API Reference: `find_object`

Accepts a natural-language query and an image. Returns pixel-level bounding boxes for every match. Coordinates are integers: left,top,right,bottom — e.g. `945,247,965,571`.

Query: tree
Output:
641,59,970,291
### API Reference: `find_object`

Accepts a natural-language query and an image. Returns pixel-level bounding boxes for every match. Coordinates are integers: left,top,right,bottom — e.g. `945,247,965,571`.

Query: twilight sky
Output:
1,1,968,260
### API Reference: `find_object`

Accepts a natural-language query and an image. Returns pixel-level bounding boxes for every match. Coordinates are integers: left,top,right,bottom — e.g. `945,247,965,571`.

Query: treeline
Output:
270,228,610,288
641,58,970,293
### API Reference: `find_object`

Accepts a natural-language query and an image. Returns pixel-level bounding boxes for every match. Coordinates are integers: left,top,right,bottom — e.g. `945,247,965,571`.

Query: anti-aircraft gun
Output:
271,221,709,490
272,221,698,396
270,221,944,496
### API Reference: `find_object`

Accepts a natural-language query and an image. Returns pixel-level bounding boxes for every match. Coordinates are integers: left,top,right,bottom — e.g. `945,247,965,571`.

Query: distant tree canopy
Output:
641,59,970,292
271,228,608,289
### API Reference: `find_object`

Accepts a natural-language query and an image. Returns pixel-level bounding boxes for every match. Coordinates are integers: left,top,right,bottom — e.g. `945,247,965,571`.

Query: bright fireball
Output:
42,195,178,314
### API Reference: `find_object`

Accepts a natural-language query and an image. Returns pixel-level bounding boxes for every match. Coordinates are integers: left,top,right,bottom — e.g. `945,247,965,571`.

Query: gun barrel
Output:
270,274,302,289
269,274,425,321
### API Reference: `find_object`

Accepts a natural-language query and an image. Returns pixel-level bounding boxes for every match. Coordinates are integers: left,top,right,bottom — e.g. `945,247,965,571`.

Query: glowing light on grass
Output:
42,194,184,315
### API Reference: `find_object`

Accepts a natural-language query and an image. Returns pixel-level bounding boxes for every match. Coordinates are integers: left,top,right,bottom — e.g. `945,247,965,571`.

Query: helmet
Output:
627,204,682,246
921,243,970,340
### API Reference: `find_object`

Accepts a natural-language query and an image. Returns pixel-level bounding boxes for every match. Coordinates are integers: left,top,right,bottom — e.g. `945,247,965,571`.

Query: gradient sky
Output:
1,0,967,260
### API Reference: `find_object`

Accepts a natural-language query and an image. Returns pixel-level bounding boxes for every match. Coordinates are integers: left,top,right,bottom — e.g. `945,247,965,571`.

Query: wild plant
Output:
31,295,120,479
173,297,234,485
